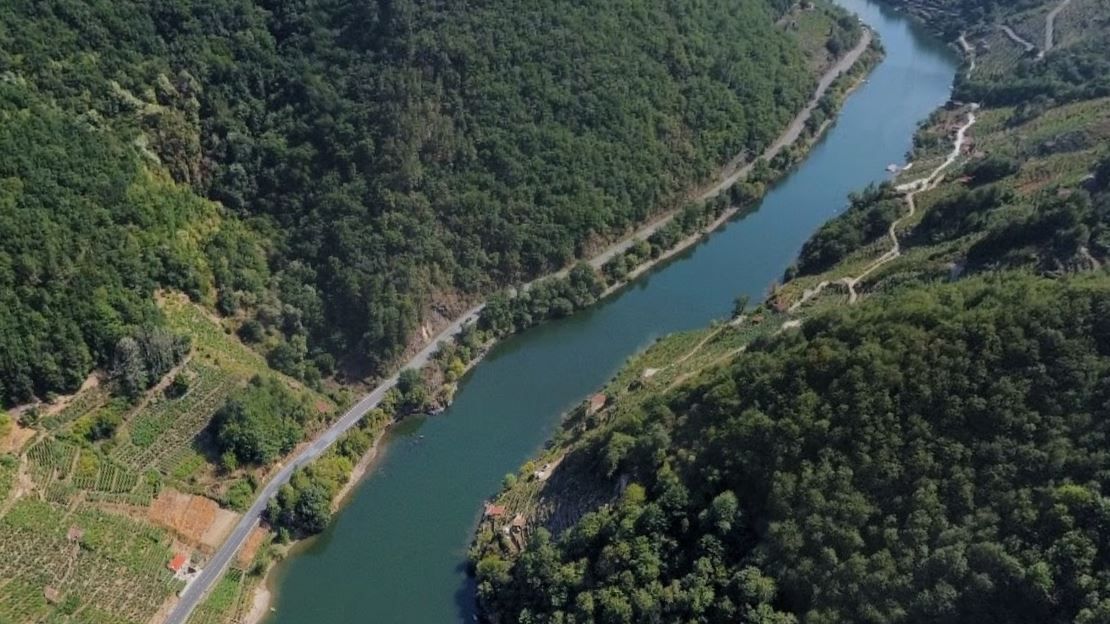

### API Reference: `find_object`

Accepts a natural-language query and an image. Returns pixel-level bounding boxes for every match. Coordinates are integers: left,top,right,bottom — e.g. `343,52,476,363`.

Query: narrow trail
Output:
844,107,978,302
671,325,728,368
664,346,747,393
1045,0,1073,52
958,33,976,76
789,108,978,310
998,0,1071,63
999,24,1038,56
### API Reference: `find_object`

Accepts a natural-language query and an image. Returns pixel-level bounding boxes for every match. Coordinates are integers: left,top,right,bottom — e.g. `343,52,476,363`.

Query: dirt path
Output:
1045,0,1073,52
790,107,978,309
958,33,976,76
664,346,747,393
844,108,978,302
999,24,1039,57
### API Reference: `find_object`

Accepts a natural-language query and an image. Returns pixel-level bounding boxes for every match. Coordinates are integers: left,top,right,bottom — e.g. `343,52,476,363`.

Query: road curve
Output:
845,107,979,301
163,305,484,624
789,107,977,310
162,26,876,624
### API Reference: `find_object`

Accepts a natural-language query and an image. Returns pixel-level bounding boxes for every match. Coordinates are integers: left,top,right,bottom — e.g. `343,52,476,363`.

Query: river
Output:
264,1,959,621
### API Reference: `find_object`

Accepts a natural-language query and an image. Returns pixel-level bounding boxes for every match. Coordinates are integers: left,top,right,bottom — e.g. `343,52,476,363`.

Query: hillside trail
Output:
958,33,976,76
999,24,1038,56
788,107,977,312
1045,0,1073,52
998,0,1072,62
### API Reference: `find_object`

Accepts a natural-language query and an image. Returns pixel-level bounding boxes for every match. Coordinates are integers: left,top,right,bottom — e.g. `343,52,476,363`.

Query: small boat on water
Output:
886,163,900,173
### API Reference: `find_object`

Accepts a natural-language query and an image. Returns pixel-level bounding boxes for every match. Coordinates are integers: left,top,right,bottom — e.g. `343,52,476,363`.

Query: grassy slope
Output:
0,297,330,624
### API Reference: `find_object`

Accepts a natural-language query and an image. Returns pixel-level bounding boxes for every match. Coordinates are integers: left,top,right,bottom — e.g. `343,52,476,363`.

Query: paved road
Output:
163,305,484,624
587,28,873,270
162,26,877,624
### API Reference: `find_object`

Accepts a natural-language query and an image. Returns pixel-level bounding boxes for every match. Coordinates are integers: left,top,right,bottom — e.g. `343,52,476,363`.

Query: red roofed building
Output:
484,503,506,519
168,553,188,573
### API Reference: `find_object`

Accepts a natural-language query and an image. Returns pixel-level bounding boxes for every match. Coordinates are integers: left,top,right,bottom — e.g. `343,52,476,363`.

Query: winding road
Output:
843,107,978,302
789,107,977,312
161,27,876,624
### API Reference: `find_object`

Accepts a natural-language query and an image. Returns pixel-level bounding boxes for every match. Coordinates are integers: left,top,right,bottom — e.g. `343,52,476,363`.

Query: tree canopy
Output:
477,273,1110,623
0,0,825,402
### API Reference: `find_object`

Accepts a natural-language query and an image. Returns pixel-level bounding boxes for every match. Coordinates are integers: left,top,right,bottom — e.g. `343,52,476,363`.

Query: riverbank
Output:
315,19,878,524
601,38,881,299
250,0,962,618
222,25,881,624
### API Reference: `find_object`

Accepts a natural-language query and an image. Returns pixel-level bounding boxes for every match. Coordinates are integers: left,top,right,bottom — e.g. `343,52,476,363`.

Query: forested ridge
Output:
472,1,1110,621
0,0,825,404
476,274,1110,623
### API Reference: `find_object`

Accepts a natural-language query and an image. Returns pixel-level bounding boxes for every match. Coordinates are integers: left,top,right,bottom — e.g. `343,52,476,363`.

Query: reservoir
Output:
265,1,959,621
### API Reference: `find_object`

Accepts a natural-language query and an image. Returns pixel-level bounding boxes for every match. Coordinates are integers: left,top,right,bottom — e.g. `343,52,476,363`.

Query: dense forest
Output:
476,274,1110,623
0,83,263,405
474,2,1110,619
0,0,823,404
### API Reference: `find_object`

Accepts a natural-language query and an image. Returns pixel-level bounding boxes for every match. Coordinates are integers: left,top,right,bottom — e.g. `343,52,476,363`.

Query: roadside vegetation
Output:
474,1,1110,622
0,0,867,621
0,0,827,402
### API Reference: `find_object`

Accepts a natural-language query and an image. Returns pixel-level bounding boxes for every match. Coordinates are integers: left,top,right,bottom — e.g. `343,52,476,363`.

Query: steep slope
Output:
475,274,1110,623
473,1,1110,622
0,0,834,396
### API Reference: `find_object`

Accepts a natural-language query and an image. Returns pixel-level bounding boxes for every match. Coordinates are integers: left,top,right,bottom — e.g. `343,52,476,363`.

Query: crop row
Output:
27,439,79,487
0,501,183,623
113,363,238,473
126,363,225,448
40,386,109,431
186,568,245,624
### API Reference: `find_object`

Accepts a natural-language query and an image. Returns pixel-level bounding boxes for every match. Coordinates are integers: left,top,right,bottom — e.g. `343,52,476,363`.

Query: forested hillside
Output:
473,1,1110,622
0,0,822,403
475,274,1110,623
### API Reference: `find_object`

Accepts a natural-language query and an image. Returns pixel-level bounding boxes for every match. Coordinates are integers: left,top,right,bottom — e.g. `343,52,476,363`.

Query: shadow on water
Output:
454,562,479,622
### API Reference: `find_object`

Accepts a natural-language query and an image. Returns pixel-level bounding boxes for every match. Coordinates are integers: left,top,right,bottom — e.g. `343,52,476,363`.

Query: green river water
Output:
265,1,960,621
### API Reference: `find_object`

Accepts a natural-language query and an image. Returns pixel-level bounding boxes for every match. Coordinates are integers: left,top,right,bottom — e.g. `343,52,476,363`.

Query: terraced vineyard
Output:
973,29,1028,77
112,362,240,473
0,499,183,624
0,454,15,503
1053,0,1104,48
0,293,339,623
41,387,110,432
